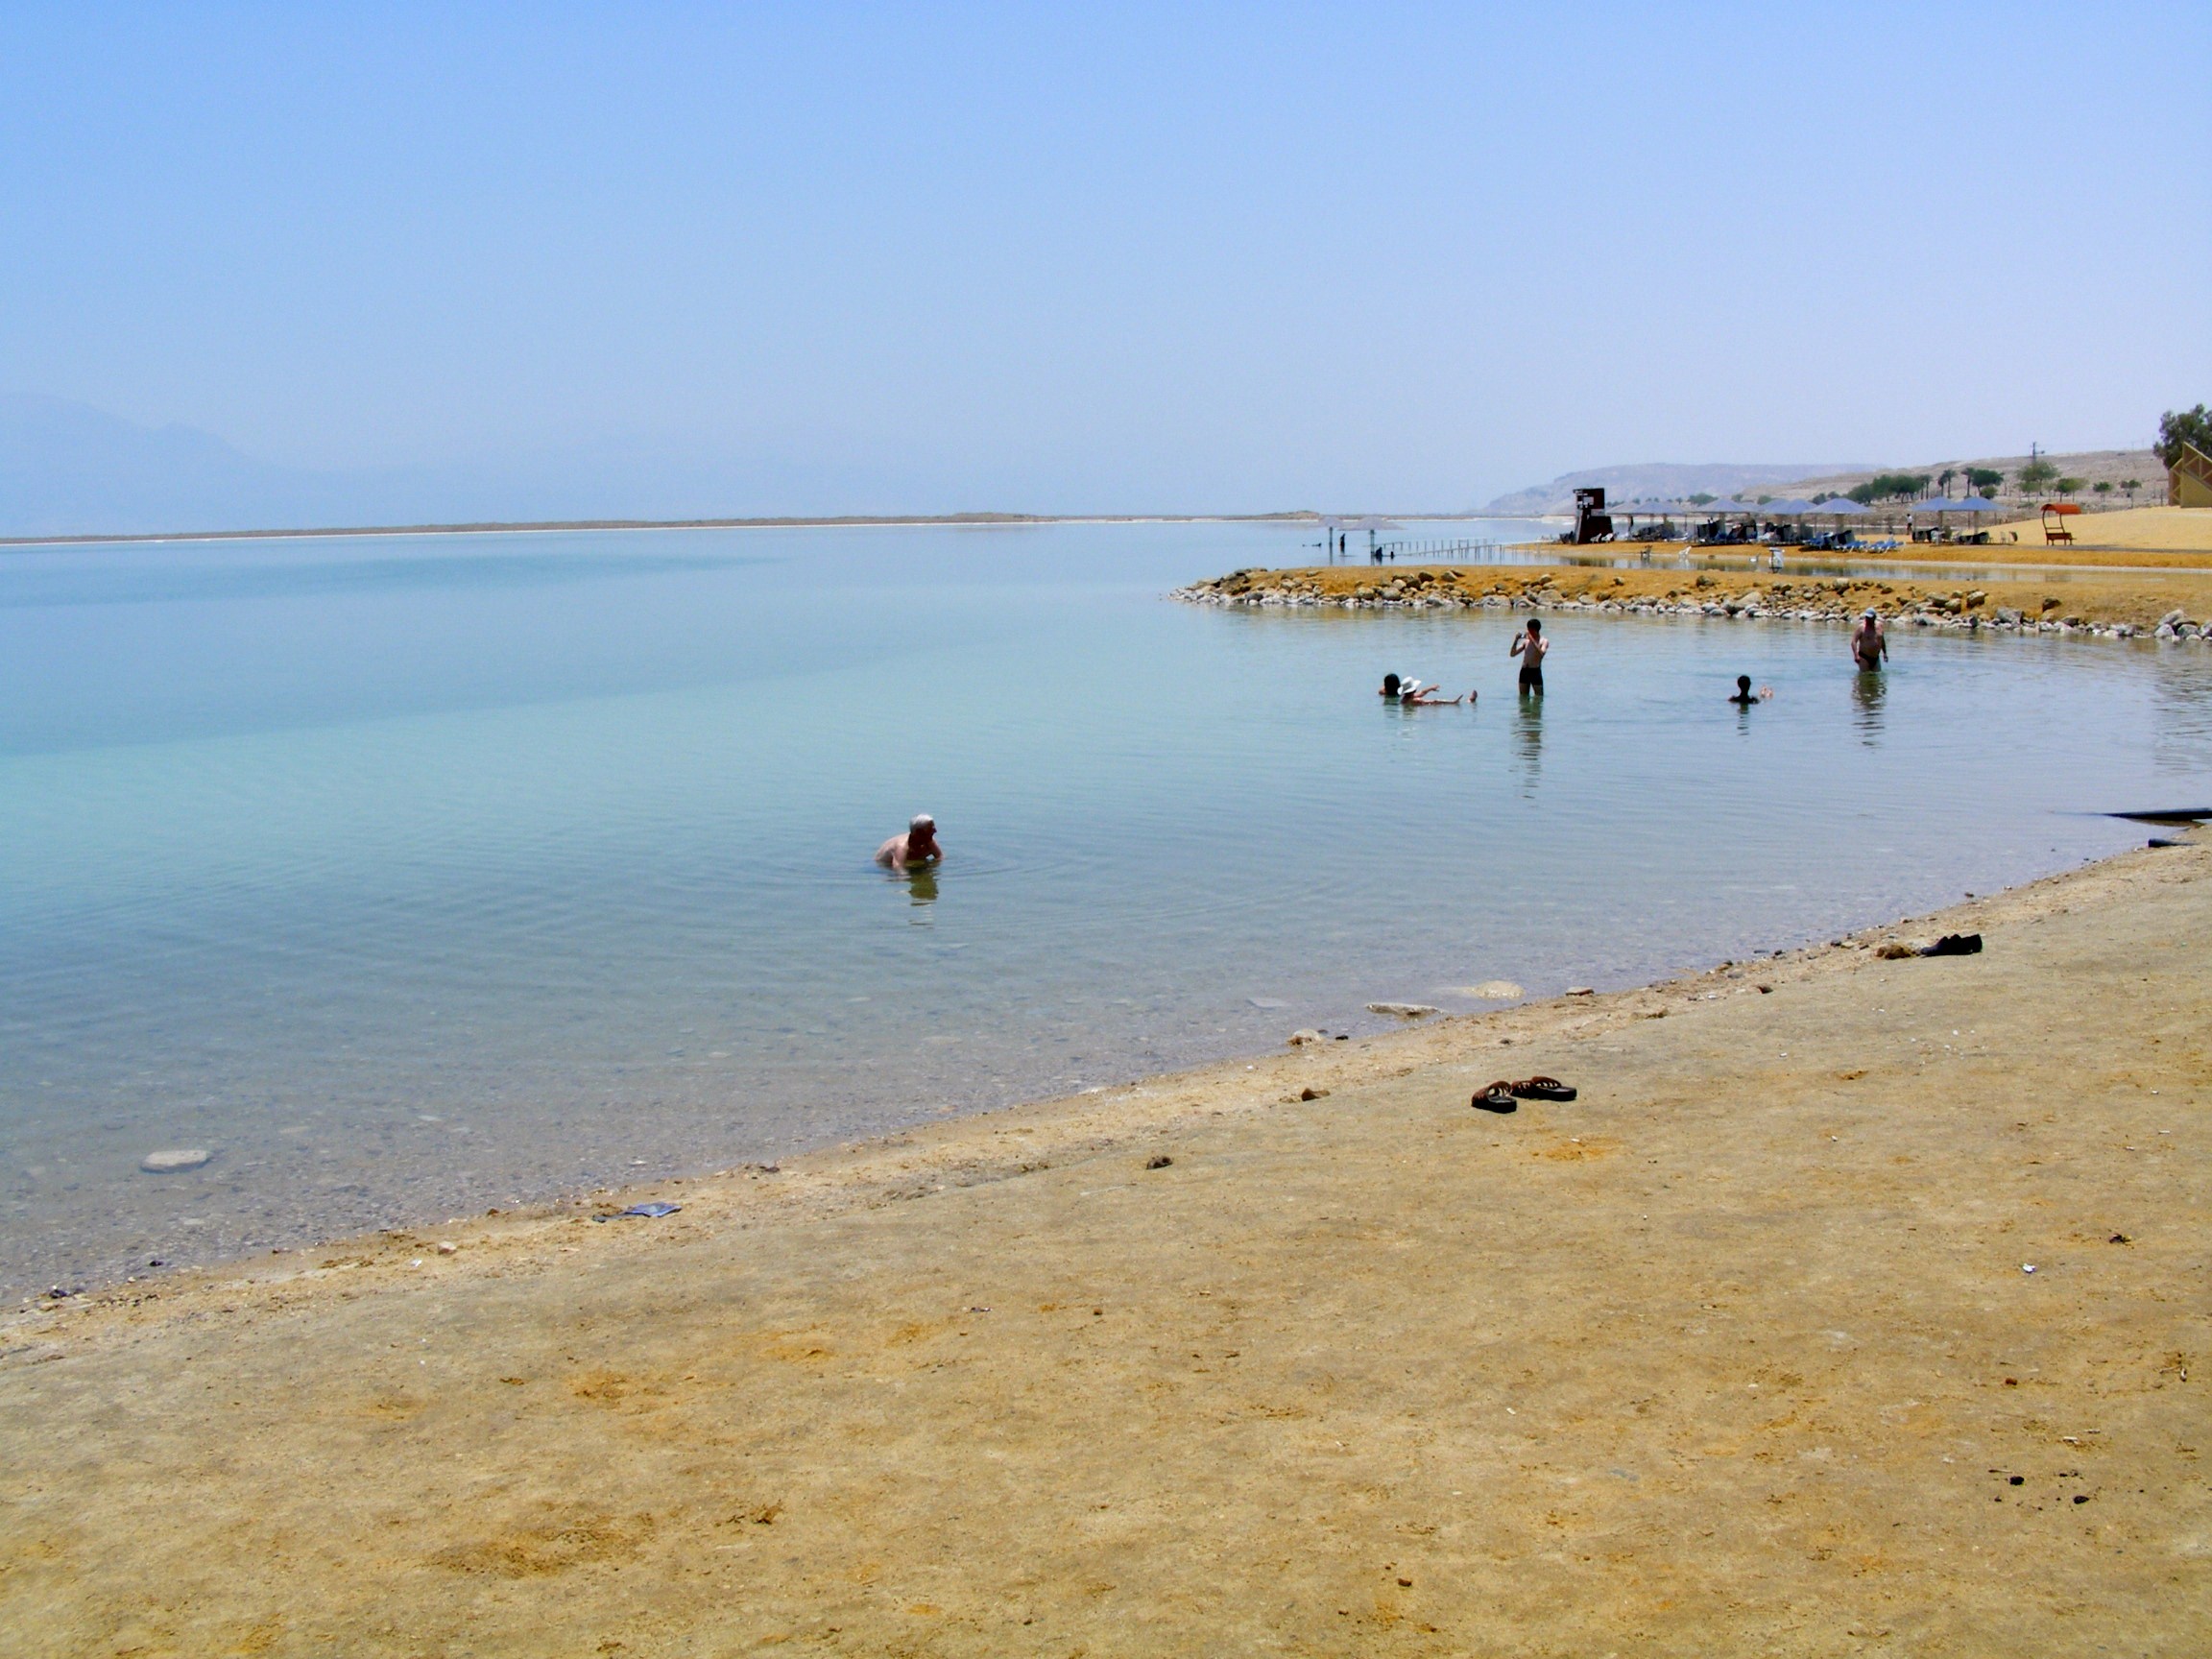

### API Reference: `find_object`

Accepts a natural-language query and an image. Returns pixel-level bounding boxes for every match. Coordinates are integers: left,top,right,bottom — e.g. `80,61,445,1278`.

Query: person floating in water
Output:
1509,617,1549,695
1400,680,1467,706
1852,609,1888,671
874,813,942,870
1380,672,1405,699
1728,674,1773,705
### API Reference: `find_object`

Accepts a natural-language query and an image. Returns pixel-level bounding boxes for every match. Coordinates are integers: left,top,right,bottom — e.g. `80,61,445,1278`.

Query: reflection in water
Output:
904,866,940,907
1514,691,1544,793
1852,670,1887,746
2152,653,2212,779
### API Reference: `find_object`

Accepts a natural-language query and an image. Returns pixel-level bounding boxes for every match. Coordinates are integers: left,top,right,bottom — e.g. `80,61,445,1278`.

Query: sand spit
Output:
3,837,2208,1654
1178,558,2212,640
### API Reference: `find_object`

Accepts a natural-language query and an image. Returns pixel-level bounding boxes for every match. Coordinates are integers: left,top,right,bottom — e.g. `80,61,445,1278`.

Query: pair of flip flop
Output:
1472,1075,1577,1113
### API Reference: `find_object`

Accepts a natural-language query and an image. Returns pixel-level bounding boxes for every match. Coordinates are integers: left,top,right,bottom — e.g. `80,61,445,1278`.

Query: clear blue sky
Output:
3,3,2206,514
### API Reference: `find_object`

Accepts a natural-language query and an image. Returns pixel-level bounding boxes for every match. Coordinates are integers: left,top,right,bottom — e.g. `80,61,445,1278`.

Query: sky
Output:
2,2,2207,519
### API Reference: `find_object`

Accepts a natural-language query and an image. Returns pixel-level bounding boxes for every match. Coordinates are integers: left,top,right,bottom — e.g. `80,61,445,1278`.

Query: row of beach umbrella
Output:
1640,495,2004,519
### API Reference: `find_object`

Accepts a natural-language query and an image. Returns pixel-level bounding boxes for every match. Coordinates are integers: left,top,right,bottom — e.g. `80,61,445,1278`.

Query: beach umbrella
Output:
1950,494,2003,514
1816,496,1867,517
1763,498,1820,517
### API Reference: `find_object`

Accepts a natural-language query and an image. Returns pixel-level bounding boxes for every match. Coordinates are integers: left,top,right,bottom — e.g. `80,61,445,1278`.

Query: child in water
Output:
1728,674,1773,705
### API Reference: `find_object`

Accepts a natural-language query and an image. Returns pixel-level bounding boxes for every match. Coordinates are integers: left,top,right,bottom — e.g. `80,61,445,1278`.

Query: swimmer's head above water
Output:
875,814,942,869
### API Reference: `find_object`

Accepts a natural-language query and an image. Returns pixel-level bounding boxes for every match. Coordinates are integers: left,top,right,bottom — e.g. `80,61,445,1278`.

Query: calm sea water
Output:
5,521,2209,1295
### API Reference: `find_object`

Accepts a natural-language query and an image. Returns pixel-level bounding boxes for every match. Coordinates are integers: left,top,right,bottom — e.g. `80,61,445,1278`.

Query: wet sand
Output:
2,835,2208,1655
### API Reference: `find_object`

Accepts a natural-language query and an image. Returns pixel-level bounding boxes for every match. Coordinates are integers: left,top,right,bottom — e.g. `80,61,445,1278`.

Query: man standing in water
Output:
1510,617,1549,695
1851,609,1888,671
875,813,942,870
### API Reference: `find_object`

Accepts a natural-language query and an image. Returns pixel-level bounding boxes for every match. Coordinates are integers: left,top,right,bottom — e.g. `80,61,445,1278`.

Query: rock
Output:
1993,608,2022,625
1366,1002,1439,1019
2157,625,2178,641
1468,980,1525,1000
1286,1028,1325,1046
140,1148,211,1174
1300,1087,1330,1101
435,1240,458,1255
2161,608,2187,628
1565,986,1595,997
1145,1154,1173,1169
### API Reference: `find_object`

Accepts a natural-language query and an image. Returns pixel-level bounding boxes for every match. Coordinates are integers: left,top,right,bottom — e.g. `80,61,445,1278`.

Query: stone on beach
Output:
1459,980,1524,1001
1365,1002,1439,1019
139,1149,211,1174
1286,1028,1326,1046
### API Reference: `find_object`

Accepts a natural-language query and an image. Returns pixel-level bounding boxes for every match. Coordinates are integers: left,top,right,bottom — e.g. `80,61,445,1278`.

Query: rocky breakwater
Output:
1172,565,2211,641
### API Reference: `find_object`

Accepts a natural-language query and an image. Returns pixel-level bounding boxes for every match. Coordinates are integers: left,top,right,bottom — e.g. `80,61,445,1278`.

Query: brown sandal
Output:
1472,1082,1519,1114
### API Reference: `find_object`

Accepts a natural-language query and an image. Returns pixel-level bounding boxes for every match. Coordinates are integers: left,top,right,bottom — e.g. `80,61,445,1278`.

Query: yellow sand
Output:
3,835,2208,1655
1975,505,2212,554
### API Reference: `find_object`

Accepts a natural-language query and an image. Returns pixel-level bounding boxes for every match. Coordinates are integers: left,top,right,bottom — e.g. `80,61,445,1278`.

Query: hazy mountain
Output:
1481,462,1868,517
0,395,964,536
0,394,331,535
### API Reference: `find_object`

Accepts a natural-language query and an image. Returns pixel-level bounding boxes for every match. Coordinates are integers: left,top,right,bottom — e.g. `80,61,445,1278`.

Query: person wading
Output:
874,814,943,870
1510,617,1550,695
1852,609,1888,672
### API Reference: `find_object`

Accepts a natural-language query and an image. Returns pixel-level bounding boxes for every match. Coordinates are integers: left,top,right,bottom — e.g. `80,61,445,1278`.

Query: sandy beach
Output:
4,827,2206,1654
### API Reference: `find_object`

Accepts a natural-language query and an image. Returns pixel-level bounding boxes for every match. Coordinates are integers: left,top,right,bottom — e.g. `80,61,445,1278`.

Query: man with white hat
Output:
874,813,943,870
1851,609,1887,671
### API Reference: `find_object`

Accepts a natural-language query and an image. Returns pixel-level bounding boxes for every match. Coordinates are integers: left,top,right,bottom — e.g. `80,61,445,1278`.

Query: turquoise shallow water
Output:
4,521,2210,1295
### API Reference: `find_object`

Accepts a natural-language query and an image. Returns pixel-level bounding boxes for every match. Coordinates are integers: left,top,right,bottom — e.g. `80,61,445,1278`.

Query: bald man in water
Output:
875,814,943,870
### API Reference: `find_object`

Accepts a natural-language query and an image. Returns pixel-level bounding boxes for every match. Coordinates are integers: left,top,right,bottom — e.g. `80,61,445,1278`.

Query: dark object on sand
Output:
1921,933,1982,957
2109,1233,2131,1244
1509,1075,1577,1101
1145,1154,1173,1169
1472,1083,1520,1114
2150,837,2180,848
2107,807,2211,824
596,1201,682,1221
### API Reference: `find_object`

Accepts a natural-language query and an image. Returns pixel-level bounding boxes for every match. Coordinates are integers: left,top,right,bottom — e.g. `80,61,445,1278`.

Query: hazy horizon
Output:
3,5,2205,530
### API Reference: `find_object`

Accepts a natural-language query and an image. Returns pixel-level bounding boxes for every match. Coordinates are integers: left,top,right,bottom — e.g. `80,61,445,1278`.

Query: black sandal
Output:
1472,1082,1519,1114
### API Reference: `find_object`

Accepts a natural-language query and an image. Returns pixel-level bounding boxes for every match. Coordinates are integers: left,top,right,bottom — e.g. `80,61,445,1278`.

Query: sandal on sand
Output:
1510,1076,1577,1101
1472,1083,1519,1114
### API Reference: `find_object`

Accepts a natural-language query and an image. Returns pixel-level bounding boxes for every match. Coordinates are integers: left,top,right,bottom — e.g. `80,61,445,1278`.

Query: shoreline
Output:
7,842,2182,1313
4,832,2206,1650
1179,558,2212,639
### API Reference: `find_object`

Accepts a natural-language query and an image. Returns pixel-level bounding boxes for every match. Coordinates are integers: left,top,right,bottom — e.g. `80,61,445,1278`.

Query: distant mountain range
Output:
1480,463,1869,517
0,394,958,537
